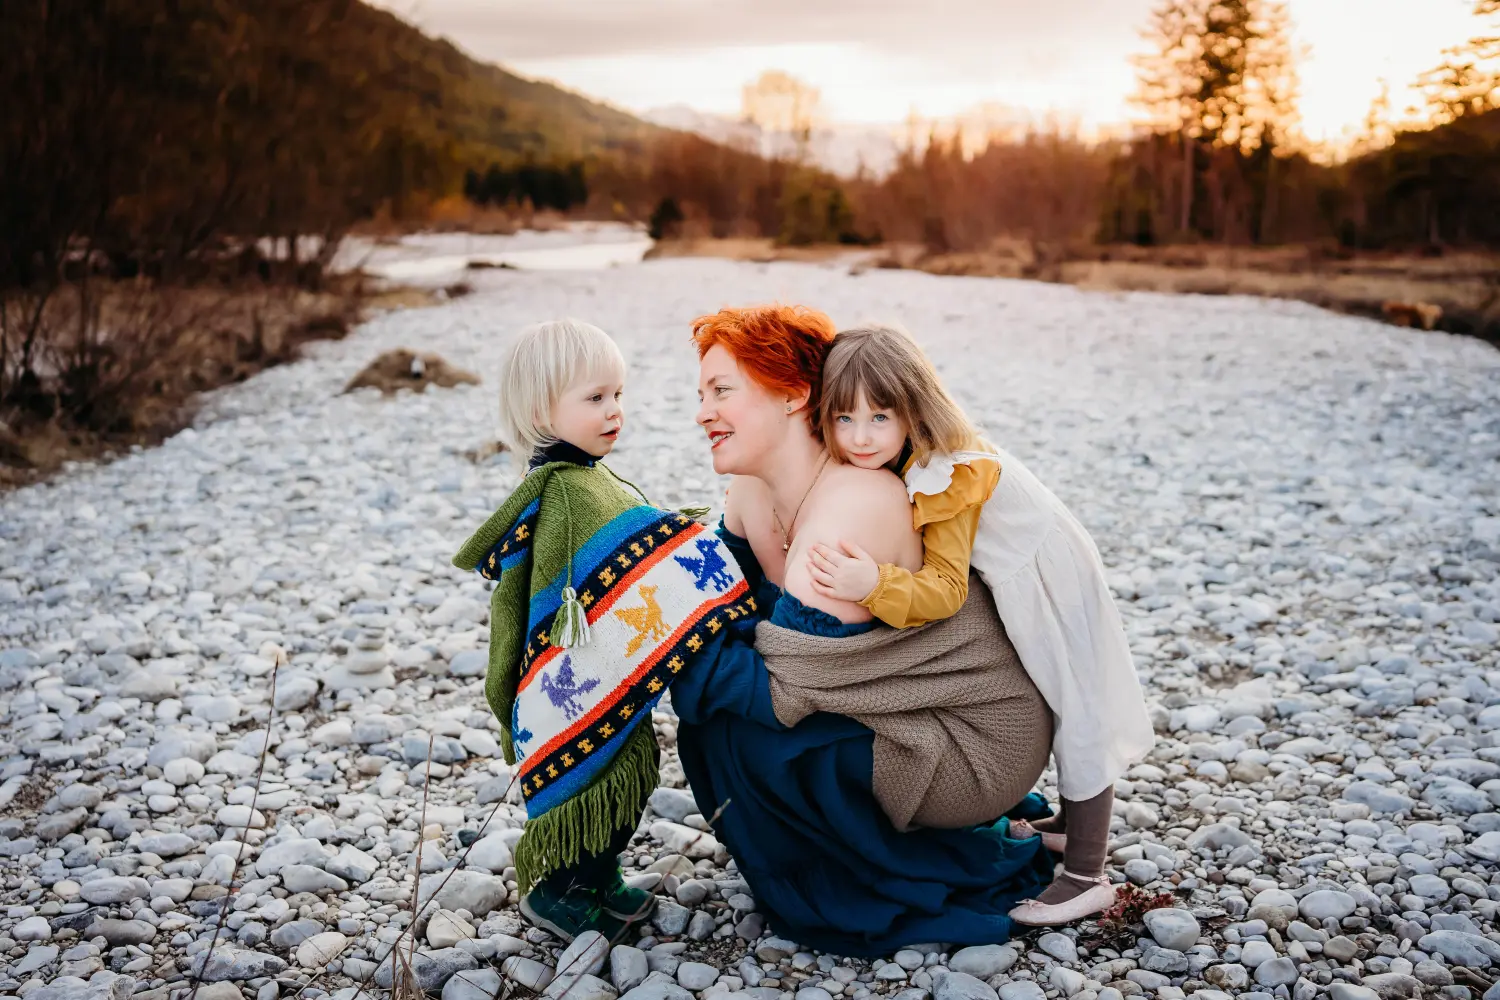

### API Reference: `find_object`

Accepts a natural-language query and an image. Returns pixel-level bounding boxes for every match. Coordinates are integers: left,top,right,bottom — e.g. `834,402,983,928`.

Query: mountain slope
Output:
291,0,657,162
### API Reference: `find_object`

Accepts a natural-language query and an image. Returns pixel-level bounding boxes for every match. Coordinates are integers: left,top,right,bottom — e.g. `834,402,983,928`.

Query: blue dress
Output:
669,524,1054,956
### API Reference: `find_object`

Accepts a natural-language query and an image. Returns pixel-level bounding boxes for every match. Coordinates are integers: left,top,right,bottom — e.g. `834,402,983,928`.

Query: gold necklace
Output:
772,453,830,552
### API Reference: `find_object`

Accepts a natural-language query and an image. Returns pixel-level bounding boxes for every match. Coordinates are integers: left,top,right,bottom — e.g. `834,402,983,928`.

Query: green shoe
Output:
599,871,657,922
519,883,627,943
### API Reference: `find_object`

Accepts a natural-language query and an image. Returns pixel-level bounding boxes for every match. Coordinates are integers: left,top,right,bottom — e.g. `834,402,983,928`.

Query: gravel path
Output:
2,253,1499,1000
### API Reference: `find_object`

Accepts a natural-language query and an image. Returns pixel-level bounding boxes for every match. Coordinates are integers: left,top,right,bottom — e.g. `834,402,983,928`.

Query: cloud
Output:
375,0,1149,74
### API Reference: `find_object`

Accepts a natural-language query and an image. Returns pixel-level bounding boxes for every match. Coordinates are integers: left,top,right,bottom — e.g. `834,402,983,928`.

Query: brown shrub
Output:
1381,301,1443,330
1,279,363,485
343,349,480,395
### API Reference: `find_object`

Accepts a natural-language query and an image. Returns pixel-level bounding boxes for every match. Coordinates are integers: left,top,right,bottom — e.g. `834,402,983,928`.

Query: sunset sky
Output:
372,0,1482,146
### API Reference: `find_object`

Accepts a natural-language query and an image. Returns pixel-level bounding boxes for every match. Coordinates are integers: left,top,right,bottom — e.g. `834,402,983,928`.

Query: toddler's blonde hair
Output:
819,324,976,466
497,318,626,454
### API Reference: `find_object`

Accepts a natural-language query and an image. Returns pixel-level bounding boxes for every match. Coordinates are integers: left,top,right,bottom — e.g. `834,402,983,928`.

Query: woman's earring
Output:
786,405,792,413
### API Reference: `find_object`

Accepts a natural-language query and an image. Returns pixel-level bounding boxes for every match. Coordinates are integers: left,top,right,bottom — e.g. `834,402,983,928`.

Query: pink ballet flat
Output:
1009,819,1068,853
1008,872,1118,927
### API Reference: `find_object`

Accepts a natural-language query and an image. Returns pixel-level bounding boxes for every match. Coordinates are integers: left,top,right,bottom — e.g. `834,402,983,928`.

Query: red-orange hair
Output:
691,304,838,432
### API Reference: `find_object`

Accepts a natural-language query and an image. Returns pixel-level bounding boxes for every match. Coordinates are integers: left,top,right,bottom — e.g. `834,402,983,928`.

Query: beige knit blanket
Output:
758,577,1052,832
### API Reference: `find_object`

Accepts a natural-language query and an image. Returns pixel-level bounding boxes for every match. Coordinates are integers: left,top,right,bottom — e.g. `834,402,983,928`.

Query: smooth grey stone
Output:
651,898,691,936
1038,932,1077,963
948,945,1018,979
1144,907,1201,951
270,918,324,950
372,947,480,991
612,945,650,993
444,967,504,1000
547,973,619,1000
558,931,611,979
619,982,696,1000
191,946,289,982
649,787,699,824
934,971,998,1000
995,983,1044,1000
83,919,155,946
1299,889,1357,922
677,961,720,990
325,844,379,883
279,863,349,894
1358,973,1423,999
79,876,150,905
1419,930,1500,967
417,869,508,917
1254,958,1298,988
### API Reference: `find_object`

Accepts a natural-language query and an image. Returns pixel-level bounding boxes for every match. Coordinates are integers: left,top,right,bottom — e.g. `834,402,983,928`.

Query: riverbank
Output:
2,251,1498,998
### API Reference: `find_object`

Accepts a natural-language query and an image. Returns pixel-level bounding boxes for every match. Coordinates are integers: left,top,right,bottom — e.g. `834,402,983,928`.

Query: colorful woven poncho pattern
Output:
454,459,752,891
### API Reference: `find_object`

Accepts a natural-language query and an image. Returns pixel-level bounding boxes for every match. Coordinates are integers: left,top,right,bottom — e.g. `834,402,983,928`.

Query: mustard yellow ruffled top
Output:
859,441,1001,628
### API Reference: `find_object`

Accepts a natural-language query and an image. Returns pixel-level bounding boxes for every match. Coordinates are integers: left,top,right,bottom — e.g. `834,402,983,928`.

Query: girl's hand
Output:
807,540,880,603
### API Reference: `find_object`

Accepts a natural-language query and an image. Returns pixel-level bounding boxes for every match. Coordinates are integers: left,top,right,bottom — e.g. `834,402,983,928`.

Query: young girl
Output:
806,324,1156,926
453,319,748,941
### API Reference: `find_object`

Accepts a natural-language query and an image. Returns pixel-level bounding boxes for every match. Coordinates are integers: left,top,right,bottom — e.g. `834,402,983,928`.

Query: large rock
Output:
280,864,348,894
558,930,611,978
1255,958,1298,987
1359,973,1422,999
296,931,350,968
1419,930,1500,967
933,972,999,1000
191,947,290,981
948,945,1018,978
84,919,155,946
611,945,650,993
649,820,718,859
325,844,380,884
1299,889,1357,922
445,968,504,1000
649,788,699,824
619,982,695,1000
466,833,514,873
79,876,151,905
417,869,509,918
676,962,720,991
254,837,334,877
1143,907,1201,951
26,974,136,1000
374,948,481,991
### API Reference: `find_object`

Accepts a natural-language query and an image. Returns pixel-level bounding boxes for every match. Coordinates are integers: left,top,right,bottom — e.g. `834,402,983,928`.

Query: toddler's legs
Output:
1033,786,1114,906
533,820,636,897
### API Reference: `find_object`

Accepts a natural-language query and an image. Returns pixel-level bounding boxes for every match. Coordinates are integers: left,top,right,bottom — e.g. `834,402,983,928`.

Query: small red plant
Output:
1099,883,1176,932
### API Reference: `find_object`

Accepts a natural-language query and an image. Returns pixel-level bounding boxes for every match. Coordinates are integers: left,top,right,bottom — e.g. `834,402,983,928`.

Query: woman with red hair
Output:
668,305,1057,954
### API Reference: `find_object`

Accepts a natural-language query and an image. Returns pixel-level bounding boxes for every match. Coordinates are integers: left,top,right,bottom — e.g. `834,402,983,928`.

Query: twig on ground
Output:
186,644,286,1000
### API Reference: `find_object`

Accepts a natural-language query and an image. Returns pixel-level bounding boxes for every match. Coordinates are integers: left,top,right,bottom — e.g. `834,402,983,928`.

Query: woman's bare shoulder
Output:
806,464,920,563
819,464,913,520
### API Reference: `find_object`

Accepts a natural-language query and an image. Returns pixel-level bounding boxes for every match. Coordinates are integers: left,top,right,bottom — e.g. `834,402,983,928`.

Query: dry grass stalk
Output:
186,644,287,1000
295,750,730,1000
291,751,521,1000
389,733,438,1000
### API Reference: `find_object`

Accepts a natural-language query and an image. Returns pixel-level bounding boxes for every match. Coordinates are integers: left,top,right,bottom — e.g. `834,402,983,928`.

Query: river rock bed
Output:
1,255,1498,1000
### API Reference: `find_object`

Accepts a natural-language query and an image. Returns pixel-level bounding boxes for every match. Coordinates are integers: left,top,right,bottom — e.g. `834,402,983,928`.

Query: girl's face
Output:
550,372,625,457
831,390,907,470
696,344,804,476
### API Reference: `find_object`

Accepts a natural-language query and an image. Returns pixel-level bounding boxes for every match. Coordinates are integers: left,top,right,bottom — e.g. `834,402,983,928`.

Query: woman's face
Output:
696,344,804,476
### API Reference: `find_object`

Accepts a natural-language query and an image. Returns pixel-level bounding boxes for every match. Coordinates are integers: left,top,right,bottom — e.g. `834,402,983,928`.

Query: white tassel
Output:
551,587,591,648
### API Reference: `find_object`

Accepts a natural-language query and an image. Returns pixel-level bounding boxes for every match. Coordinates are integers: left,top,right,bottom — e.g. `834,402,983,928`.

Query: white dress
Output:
906,442,1155,801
